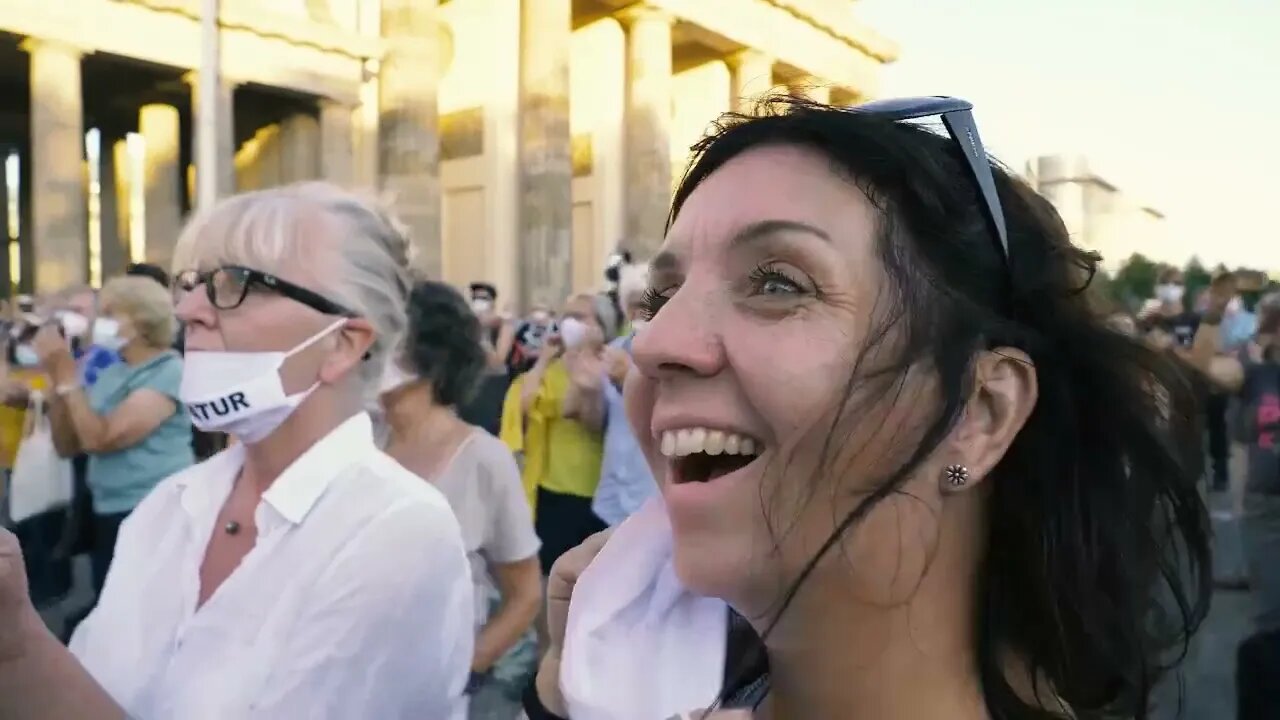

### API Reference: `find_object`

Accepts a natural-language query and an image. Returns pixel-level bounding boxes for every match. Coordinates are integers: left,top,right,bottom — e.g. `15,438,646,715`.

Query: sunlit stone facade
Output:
0,0,895,307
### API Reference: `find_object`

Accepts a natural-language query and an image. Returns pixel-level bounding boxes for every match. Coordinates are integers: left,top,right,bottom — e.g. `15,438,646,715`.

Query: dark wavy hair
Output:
404,280,486,408
672,98,1212,719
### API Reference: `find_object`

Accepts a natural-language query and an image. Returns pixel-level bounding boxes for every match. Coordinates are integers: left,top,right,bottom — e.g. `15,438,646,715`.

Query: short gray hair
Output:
101,276,177,348
172,182,413,403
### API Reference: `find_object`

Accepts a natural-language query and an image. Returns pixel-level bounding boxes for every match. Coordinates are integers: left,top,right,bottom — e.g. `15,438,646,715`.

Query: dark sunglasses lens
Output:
852,96,971,121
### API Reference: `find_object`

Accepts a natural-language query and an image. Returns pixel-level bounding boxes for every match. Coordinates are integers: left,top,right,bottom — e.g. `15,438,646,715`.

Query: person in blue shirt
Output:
34,276,194,592
591,283,658,526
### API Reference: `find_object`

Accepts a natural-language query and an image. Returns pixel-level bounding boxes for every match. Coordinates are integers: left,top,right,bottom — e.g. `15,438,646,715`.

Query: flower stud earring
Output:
944,464,969,488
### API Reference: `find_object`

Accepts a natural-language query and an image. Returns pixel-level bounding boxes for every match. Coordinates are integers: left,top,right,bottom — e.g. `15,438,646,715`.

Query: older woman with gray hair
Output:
0,182,473,719
34,276,193,595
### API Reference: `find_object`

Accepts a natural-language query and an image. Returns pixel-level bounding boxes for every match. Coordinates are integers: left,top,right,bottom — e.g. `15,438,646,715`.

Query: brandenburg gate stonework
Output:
0,0,896,308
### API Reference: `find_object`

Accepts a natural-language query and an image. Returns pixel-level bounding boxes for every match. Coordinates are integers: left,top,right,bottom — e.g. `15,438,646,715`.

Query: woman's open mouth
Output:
659,428,764,484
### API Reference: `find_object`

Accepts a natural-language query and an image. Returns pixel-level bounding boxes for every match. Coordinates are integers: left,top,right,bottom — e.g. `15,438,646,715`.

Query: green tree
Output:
1183,257,1211,309
1112,253,1160,308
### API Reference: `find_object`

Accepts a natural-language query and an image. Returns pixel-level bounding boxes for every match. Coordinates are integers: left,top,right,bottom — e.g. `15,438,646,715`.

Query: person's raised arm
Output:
0,528,125,720
562,348,605,432
472,445,543,672
38,344,177,455
488,318,517,372
1190,279,1245,394
521,344,560,417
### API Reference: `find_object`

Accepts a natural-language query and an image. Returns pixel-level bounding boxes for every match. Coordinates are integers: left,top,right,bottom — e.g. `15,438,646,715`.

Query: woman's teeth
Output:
659,428,761,458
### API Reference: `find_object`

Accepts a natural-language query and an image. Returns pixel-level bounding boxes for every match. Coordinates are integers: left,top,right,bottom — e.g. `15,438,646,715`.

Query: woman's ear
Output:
320,318,376,383
941,348,1038,492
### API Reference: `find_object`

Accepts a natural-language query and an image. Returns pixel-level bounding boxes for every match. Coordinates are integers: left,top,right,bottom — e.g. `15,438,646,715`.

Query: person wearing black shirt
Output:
459,282,517,436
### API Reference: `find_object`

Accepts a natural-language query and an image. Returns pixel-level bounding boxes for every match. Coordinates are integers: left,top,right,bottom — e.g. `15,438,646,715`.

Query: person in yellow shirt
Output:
0,321,64,609
0,325,51,496
501,294,607,575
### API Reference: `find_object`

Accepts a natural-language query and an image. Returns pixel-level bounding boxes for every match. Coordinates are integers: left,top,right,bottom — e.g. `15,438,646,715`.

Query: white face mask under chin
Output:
179,320,346,444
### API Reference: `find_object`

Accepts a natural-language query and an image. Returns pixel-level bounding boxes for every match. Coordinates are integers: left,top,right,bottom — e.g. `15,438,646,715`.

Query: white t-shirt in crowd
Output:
432,429,541,631
70,412,474,720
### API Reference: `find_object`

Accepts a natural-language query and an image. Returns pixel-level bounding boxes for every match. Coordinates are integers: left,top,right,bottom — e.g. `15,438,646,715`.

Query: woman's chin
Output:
670,533,752,602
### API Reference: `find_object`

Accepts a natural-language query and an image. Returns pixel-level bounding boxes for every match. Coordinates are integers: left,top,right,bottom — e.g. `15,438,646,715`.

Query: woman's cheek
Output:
622,365,665,485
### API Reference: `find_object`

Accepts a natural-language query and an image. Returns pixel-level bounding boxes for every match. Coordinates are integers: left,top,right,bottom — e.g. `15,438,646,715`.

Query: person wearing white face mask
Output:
500,294,608,577
0,183,472,720
33,276,193,596
381,280,541,720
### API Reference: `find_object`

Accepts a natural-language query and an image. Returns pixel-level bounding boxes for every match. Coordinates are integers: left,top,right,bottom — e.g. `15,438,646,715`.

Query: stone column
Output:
379,0,443,278
0,148,9,297
280,113,321,182
619,4,674,261
235,136,260,192
319,100,355,186
23,38,87,291
98,131,129,279
725,49,774,114
112,138,134,262
256,125,283,188
139,104,183,270
516,0,573,311
830,87,864,108
190,73,237,207
18,145,34,293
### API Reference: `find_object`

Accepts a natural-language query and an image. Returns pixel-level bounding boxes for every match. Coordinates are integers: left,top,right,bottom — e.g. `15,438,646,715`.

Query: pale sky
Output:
856,0,1279,272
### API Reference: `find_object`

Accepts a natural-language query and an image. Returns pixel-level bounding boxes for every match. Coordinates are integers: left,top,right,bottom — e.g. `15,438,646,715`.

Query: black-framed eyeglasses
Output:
848,96,1009,263
173,266,358,317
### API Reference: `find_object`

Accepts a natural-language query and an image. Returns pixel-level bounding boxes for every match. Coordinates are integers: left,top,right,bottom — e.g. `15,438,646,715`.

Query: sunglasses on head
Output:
846,96,1009,263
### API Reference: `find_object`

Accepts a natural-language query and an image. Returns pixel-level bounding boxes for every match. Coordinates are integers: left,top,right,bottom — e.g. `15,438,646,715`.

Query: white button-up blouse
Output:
70,412,474,719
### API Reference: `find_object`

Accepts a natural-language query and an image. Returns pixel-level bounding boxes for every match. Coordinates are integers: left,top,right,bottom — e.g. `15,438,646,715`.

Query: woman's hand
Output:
535,529,614,715
33,324,75,384
33,324,67,364
604,346,630,388
0,526,41,664
564,347,605,391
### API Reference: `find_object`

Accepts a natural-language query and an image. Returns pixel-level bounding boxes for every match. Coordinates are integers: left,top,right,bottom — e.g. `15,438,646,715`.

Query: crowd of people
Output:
0,95,1274,719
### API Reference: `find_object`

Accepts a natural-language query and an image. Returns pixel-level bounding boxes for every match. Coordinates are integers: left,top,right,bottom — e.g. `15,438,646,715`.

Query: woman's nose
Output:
174,286,215,326
631,290,725,379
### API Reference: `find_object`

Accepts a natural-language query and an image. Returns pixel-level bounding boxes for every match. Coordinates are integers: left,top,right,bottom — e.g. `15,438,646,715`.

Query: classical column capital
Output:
181,70,241,89
616,2,674,28
724,48,772,70
19,36,86,58
320,96,357,111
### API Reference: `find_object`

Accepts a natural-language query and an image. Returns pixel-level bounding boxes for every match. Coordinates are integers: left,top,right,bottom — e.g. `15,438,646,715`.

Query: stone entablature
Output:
635,0,891,97
763,0,898,62
0,0,377,102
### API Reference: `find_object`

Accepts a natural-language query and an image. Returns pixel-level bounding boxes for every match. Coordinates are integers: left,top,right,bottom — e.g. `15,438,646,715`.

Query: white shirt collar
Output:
175,412,376,526
262,413,375,524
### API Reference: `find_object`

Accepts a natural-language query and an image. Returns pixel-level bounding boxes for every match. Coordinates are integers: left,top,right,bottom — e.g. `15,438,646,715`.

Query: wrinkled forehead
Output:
657,144,872,275
173,193,340,286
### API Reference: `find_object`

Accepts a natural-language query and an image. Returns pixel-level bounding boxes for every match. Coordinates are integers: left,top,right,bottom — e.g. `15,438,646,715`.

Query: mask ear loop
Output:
282,318,350,360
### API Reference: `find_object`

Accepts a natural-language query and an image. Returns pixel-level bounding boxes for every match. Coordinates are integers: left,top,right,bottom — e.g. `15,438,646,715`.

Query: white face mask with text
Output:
178,320,345,444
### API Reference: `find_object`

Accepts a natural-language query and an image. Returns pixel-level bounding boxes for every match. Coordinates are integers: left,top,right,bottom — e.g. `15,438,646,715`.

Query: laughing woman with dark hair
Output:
526,97,1212,720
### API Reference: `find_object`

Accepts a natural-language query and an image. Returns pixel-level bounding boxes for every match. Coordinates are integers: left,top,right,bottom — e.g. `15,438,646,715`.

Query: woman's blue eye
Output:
760,276,799,294
749,264,803,296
